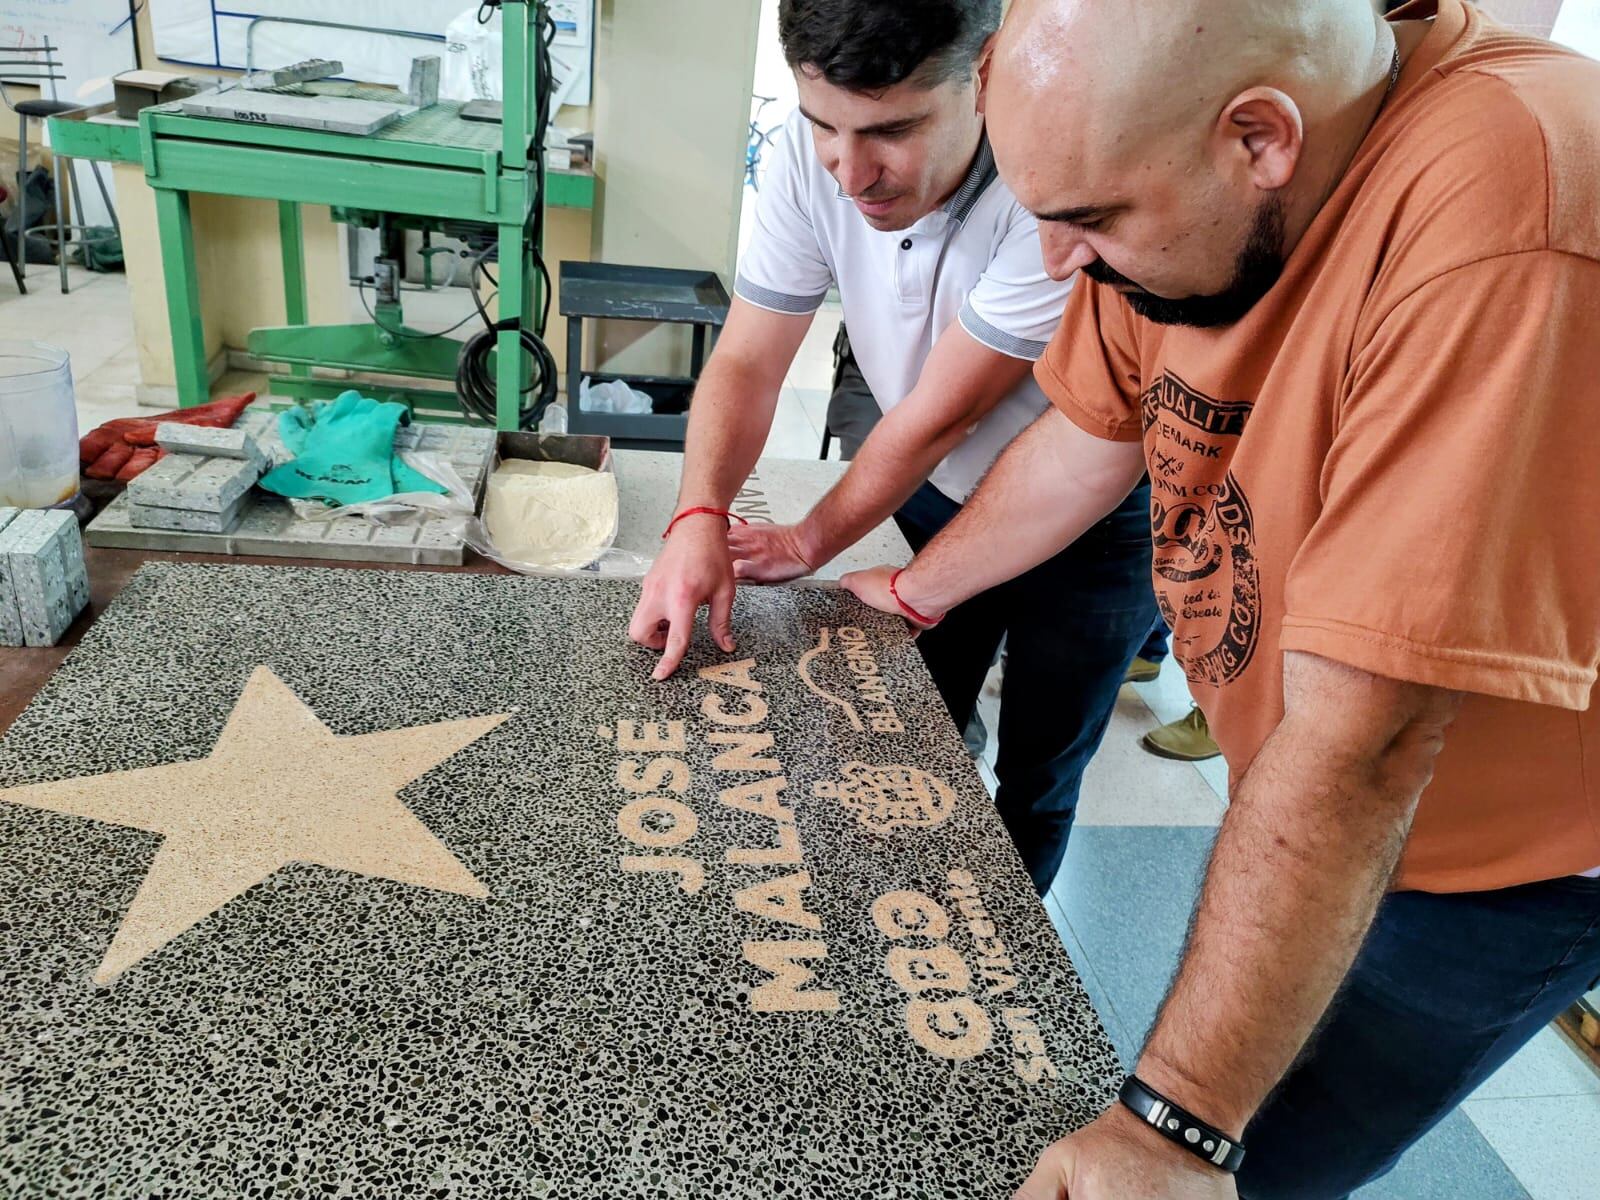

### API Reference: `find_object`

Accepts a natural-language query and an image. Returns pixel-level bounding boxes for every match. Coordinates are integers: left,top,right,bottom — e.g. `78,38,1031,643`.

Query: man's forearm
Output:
894,408,1146,616
1136,657,1459,1136
796,403,973,567
675,357,782,514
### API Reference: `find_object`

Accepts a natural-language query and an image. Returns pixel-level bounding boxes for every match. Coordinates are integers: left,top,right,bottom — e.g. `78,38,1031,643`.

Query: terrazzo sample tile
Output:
0,507,89,646
125,452,261,514
0,563,1121,1198
154,421,269,470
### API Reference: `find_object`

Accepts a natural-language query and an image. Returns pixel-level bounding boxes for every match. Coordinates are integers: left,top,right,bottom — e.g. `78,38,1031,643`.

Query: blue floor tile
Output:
1050,826,1529,1199
1049,825,1213,1057
1351,1110,1529,1200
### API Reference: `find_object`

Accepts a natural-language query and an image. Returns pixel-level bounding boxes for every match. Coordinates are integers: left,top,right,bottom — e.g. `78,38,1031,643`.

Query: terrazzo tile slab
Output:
85,412,498,566
612,449,911,583
154,421,269,471
125,452,261,514
0,563,1120,1198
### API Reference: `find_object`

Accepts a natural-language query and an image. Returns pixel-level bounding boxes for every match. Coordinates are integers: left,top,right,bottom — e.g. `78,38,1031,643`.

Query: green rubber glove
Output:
260,392,447,506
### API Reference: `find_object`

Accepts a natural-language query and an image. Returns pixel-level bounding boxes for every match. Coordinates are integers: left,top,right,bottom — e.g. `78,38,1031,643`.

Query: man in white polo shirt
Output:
628,0,1154,894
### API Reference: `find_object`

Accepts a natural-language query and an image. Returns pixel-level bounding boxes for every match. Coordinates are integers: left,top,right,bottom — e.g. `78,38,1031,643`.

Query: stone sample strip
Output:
127,452,261,516
241,59,343,90
154,421,268,471
0,508,90,647
0,564,1120,1197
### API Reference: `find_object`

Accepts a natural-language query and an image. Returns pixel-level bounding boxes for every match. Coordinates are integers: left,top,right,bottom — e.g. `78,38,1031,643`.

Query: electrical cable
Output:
455,242,559,430
356,275,485,340
452,3,562,430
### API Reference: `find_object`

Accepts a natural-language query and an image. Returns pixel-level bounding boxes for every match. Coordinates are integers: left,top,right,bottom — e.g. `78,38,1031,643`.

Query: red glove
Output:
81,393,256,482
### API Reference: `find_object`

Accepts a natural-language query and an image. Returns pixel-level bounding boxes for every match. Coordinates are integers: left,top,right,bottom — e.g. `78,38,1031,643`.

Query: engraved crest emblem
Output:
814,763,957,833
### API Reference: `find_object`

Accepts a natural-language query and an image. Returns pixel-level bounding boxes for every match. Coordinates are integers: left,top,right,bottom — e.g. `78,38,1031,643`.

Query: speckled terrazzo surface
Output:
0,563,1121,1198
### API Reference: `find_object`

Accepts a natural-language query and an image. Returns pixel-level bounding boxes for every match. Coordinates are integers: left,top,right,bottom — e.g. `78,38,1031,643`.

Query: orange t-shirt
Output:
1037,0,1600,893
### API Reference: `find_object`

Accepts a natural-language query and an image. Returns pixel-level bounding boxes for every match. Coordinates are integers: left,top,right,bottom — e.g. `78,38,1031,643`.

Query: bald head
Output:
996,0,1371,142
986,0,1399,325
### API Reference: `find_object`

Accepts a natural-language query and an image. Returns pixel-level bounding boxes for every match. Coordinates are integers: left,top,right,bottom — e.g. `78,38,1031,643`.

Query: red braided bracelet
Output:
662,507,749,539
889,569,944,628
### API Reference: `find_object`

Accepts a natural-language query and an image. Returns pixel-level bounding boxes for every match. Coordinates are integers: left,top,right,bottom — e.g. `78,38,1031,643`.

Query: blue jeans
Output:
1238,874,1600,1198
894,480,1155,895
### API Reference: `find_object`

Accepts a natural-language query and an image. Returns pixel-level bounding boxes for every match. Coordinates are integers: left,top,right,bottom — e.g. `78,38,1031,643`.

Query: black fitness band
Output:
1119,1075,1247,1174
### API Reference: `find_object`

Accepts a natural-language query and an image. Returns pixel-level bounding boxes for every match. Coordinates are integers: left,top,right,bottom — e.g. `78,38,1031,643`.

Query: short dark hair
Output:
778,0,1002,92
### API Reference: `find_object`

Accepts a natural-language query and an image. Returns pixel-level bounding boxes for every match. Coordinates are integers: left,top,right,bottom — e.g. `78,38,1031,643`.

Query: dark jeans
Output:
1238,874,1600,1199
1138,614,1171,665
826,325,882,461
895,480,1156,894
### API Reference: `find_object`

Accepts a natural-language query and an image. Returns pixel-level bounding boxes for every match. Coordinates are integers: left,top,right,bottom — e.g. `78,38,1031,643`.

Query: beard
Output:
1084,196,1287,328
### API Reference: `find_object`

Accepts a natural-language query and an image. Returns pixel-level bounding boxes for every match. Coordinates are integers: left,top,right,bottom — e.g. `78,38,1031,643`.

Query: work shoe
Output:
1124,656,1163,685
1142,706,1221,762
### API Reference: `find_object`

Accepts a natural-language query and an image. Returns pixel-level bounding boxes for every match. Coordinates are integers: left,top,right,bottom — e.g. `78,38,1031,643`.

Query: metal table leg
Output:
153,188,211,408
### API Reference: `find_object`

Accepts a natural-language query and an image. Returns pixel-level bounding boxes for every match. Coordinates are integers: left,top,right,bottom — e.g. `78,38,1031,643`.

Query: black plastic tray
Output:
559,261,730,325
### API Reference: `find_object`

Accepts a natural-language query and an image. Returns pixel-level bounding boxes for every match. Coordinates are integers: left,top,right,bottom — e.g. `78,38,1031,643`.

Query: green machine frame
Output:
50,1,591,431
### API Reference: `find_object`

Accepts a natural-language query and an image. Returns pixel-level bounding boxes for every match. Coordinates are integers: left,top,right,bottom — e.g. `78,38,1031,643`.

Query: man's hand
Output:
728,523,819,584
628,519,737,680
1015,1107,1238,1200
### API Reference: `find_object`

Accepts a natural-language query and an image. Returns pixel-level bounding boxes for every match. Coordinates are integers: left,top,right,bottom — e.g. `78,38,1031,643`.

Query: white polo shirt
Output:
736,108,1073,503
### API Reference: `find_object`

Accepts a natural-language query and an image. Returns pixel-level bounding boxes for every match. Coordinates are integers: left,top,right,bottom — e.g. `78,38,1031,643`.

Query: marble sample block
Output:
408,55,441,108
154,422,268,471
0,563,1121,1197
0,508,89,647
127,453,261,514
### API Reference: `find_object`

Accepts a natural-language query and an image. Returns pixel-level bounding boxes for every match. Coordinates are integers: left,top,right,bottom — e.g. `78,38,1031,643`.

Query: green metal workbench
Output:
49,1,591,431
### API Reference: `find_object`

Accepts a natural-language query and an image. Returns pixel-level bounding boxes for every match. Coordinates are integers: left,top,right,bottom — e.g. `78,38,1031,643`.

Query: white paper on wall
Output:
0,0,137,227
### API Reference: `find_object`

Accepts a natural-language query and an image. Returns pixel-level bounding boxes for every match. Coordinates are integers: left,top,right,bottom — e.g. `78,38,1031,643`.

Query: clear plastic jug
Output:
0,341,80,509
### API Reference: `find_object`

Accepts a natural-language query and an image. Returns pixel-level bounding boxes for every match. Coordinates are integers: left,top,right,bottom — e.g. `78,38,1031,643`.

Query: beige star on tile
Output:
0,666,511,985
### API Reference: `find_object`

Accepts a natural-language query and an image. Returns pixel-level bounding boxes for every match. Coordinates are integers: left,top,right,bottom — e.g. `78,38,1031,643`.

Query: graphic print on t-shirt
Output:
1141,373,1261,688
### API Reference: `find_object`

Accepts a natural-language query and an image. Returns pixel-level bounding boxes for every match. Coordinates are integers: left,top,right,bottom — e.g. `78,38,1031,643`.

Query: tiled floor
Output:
9,271,1597,1198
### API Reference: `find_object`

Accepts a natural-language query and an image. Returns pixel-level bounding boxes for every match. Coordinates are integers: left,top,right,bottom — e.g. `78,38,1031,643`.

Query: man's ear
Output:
1217,87,1303,190
975,33,999,116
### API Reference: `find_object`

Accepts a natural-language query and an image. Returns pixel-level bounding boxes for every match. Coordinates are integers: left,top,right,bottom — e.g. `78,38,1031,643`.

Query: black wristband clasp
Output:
1119,1075,1247,1174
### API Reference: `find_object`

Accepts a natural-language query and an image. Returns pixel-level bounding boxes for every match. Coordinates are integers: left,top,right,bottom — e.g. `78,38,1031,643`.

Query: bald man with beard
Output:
843,2,1600,1197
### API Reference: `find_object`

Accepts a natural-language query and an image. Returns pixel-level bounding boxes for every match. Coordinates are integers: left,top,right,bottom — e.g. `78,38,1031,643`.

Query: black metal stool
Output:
0,38,122,294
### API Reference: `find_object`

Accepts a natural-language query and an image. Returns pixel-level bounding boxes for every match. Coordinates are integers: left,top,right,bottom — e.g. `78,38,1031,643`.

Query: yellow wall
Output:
588,0,761,378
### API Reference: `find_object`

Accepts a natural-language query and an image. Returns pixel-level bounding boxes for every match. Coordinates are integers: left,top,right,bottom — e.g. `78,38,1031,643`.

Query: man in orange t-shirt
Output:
845,1,1600,1197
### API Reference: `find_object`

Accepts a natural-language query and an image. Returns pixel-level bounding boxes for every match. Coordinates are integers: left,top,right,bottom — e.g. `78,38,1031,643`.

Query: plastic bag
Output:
538,402,569,434
443,6,503,102
295,448,652,578
580,377,654,415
